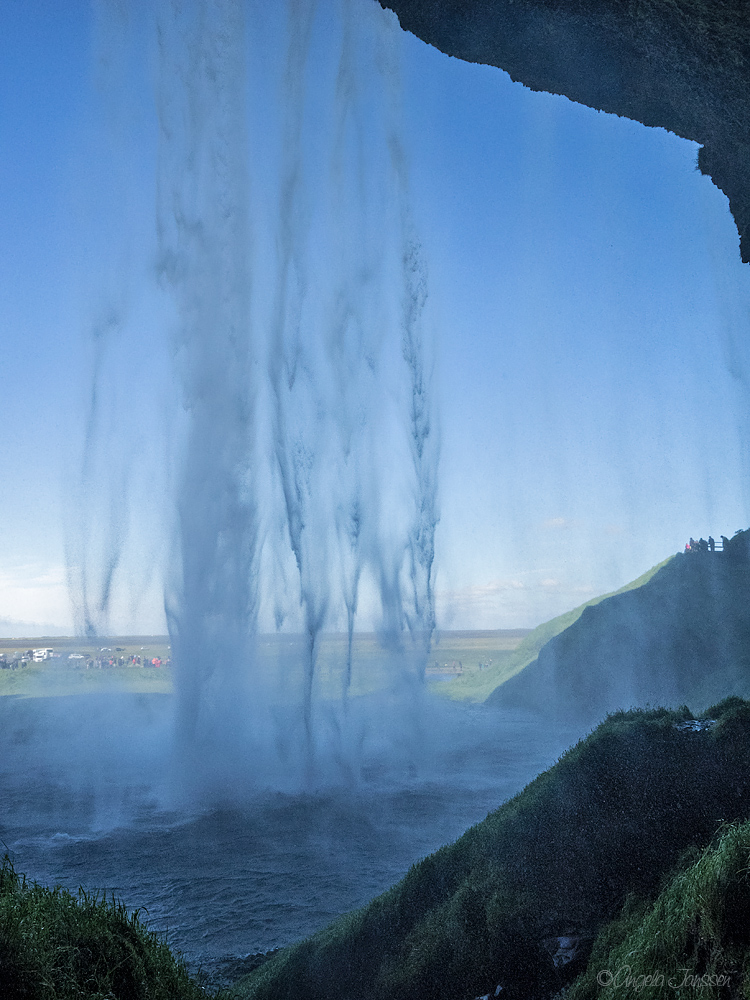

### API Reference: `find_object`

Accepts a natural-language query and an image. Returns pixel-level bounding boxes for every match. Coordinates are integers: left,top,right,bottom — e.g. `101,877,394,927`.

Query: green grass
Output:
488,548,750,722
262,632,529,699
438,556,674,703
0,631,529,702
0,663,173,698
0,637,172,698
0,855,219,1000
235,697,750,1000
570,816,750,1000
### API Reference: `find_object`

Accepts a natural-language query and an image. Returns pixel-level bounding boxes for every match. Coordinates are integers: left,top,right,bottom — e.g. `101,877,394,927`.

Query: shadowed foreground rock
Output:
489,542,750,724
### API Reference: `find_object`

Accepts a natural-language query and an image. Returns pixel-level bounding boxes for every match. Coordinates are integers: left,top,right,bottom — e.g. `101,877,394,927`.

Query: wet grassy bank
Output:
0,855,220,999
237,698,750,1000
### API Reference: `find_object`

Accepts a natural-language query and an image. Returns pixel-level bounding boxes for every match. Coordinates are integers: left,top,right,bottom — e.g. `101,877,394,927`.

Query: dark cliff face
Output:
488,550,750,724
379,0,750,263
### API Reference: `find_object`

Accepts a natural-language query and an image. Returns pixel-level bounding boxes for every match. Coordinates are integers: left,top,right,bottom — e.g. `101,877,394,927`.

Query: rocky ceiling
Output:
380,0,750,262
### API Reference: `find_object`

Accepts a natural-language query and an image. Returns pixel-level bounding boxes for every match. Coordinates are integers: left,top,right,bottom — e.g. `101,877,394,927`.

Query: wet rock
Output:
380,0,750,263
674,719,716,732
541,935,582,968
474,984,503,1000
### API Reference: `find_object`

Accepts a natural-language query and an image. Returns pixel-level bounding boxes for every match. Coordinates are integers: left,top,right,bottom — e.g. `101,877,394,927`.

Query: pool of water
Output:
0,691,581,984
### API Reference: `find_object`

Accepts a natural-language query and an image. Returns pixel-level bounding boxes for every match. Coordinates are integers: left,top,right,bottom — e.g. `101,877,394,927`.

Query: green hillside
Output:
236,698,750,1000
0,857,216,999
439,556,673,703
489,540,750,724
571,816,750,1000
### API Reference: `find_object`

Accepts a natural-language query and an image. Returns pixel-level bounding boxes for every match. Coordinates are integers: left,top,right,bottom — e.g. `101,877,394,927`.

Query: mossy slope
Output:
443,557,672,703
0,857,214,1000
236,698,750,1000
571,812,750,1000
488,548,750,725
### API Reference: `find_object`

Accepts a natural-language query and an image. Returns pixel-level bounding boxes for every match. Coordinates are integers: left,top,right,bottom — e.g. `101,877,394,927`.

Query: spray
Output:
73,0,439,791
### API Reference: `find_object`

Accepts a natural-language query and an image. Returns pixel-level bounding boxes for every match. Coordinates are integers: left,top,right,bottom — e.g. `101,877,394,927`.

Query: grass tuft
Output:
0,855,219,999
570,820,750,1000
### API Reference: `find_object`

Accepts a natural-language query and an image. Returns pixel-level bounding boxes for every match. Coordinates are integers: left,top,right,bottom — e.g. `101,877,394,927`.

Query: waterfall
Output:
72,0,439,792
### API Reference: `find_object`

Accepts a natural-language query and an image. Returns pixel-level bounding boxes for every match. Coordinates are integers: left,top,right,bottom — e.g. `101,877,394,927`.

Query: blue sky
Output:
1,0,749,632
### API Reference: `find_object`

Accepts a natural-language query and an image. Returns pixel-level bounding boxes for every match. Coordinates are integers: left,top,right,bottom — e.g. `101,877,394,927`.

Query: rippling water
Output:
0,692,579,983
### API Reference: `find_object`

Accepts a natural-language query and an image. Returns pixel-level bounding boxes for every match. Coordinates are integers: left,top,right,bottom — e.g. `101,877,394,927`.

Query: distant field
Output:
0,636,172,698
438,556,675,703
0,631,530,699
425,630,530,682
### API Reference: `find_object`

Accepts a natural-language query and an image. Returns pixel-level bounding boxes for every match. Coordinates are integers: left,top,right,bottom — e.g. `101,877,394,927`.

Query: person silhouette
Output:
708,536,715,552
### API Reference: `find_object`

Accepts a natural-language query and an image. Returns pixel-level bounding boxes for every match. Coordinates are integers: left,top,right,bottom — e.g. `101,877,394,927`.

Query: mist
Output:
4,0,750,982
61,0,441,798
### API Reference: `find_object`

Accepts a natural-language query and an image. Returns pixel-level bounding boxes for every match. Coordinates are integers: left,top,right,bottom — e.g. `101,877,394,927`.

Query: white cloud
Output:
542,517,572,530
0,563,71,627
0,561,168,634
443,579,526,599
434,565,607,629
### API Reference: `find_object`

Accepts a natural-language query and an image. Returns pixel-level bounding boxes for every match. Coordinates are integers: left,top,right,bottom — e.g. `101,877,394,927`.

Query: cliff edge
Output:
489,533,750,723
380,0,750,262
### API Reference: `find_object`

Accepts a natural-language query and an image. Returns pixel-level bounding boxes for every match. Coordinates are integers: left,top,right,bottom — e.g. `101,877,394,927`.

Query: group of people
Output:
684,535,725,553
81,654,169,669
